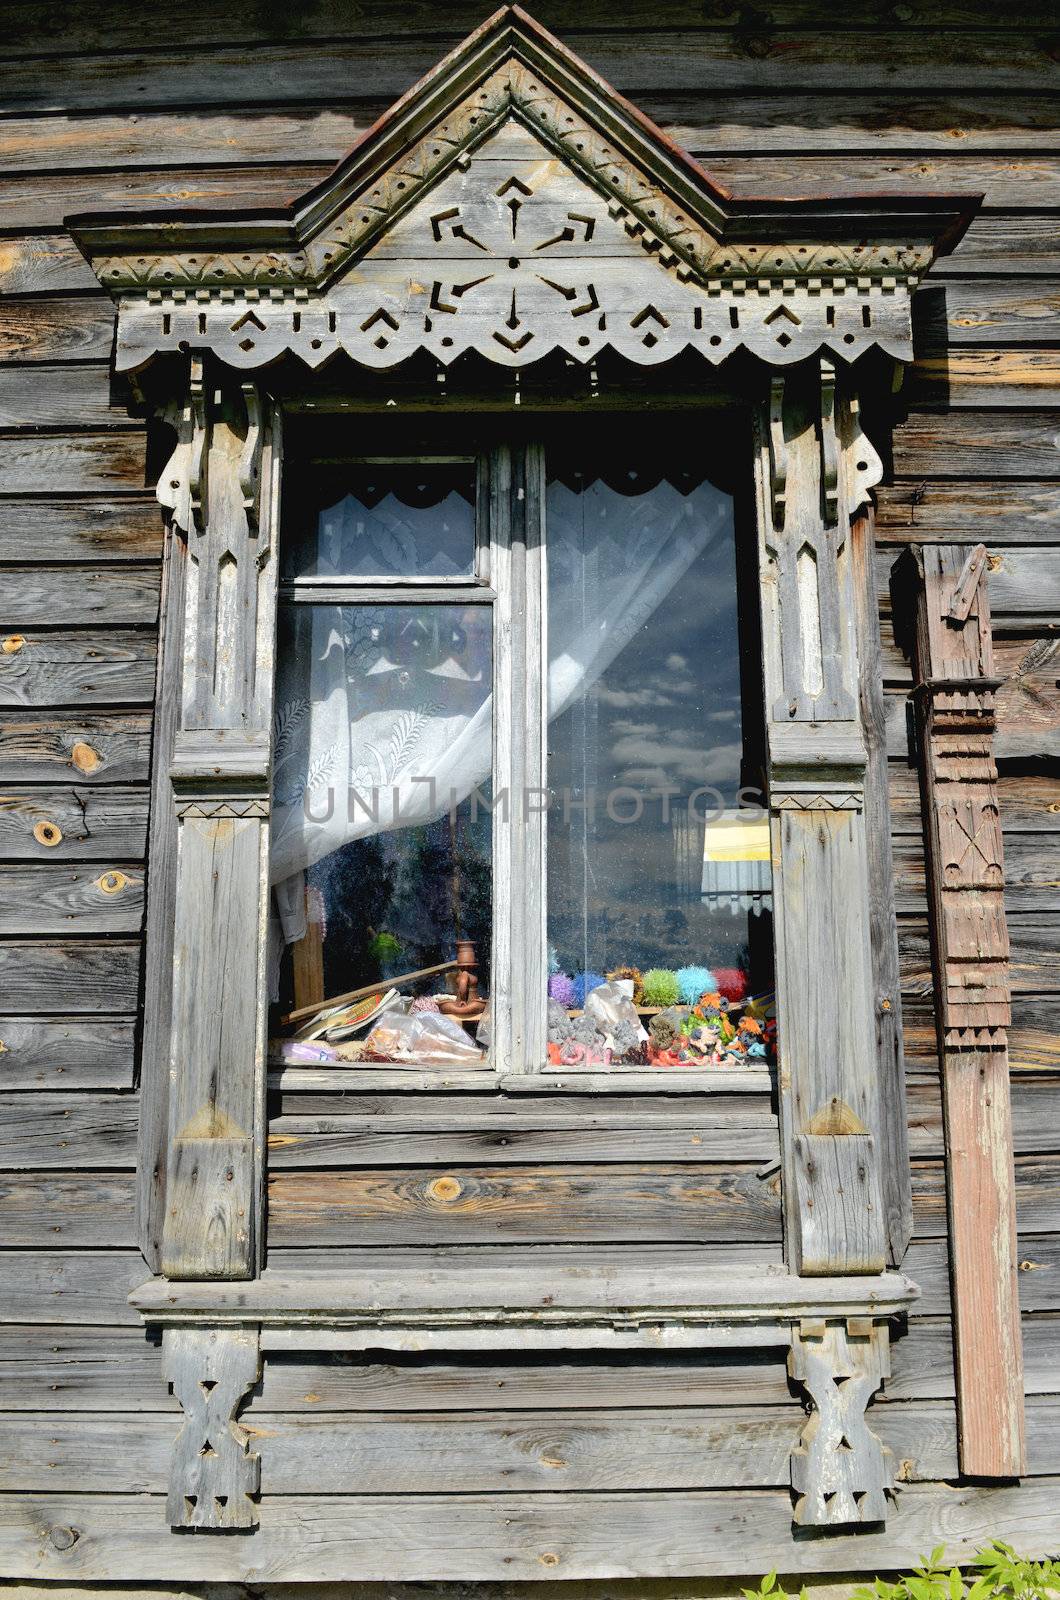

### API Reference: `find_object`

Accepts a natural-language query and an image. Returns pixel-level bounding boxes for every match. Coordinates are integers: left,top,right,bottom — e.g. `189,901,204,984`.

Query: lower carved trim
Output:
771,790,864,812
163,1326,261,1529
176,798,270,818
788,1318,893,1527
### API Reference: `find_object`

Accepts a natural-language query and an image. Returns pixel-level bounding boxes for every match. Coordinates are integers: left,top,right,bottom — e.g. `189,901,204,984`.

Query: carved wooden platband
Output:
66,10,971,377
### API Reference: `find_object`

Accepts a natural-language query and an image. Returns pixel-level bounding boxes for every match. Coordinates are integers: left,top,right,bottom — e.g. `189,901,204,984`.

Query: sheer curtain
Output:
270,474,734,949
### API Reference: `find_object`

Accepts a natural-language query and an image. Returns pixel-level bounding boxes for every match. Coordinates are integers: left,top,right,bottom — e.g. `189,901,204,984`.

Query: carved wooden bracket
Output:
756,363,907,1280
159,367,280,1282
65,9,974,378
789,1318,893,1526
164,1327,261,1528
907,542,1025,1479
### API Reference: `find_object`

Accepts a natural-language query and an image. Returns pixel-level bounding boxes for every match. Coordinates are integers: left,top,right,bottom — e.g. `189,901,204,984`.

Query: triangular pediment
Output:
66,5,978,373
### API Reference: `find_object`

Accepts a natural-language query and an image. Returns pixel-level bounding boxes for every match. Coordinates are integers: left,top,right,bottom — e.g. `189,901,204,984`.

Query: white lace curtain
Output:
270,474,734,946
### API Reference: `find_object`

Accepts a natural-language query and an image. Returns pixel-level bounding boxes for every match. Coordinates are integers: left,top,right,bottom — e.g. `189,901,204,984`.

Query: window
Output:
270,417,772,1075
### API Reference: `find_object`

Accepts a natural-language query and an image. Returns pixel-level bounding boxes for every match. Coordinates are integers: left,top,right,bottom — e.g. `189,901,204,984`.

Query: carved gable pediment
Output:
66,5,977,374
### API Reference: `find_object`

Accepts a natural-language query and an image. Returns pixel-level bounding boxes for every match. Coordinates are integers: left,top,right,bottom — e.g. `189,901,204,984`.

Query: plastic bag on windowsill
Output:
583,981,648,1044
365,1008,485,1064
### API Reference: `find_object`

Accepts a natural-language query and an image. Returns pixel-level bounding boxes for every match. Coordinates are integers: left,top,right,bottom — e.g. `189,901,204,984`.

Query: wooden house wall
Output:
0,0,1057,1579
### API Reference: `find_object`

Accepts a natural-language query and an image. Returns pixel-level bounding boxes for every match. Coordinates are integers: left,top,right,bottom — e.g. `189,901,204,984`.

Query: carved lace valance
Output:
66,6,975,376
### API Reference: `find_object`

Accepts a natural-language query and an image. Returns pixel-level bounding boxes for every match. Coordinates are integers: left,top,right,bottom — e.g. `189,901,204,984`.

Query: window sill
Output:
269,1066,773,1094
131,1257,917,1350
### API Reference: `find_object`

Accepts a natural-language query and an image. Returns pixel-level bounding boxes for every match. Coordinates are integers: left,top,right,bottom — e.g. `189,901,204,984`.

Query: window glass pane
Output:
282,459,476,581
545,450,773,1069
270,600,492,1066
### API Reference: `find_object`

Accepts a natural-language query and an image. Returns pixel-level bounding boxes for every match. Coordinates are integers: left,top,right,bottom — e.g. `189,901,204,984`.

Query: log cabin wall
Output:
0,0,1057,1579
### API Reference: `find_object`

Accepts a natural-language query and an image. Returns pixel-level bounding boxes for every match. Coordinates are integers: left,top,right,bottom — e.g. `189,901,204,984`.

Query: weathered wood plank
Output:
1,1480,1059,1579
900,913,1060,995
0,1250,145,1324
0,1402,965,1493
911,1156,1060,1239
3,32,1057,116
5,96,1060,178
0,711,152,782
892,770,1060,836
4,1,1059,56
0,566,159,627
0,1097,138,1170
0,167,326,234
0,630,156,708
267,1123,780,1167
891,1316,1060,1402
0,941,140,1013
892,834,1060,914
0,865,144,933
0,499,160,564
268,1165,783,1245
0,431,146,491
891,413,1060,479
904,998,1060,1074
0,233,99,295
0,1172,137,1243
875,481,1060,545
0,1016,135,1089
271,1092,774,1124
0,365,140,430
0,300,118,365
0,787,148,860
908,1076,1060,1159
716,154,1060,209
0,1326,170,1412
909,349,1060,409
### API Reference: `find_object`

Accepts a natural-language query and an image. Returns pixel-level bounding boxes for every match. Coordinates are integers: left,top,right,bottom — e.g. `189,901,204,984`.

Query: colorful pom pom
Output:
714,966,748,1002
607,964,644,1004
572,971,606,1008
548,972,576,1008
641,968,680,1006
675,964,717,1006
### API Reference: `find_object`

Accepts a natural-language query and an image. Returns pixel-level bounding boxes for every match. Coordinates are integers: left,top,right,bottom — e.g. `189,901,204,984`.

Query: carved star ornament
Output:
66,7,978,377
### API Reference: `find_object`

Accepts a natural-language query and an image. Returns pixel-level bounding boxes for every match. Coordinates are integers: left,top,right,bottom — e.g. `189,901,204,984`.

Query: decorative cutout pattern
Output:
911,544,1012,1049
789,1319,893,1527
163,1327,261,1529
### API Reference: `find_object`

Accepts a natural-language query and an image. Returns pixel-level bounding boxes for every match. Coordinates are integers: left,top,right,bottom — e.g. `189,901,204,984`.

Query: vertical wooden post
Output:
908,542,1026,1477
755,360,908,1278
491,441,548,1074
157,358,279,1281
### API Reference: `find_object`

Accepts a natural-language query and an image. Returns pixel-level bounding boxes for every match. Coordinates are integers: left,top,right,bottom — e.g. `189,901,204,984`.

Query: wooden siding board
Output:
0,1402,967,1493
0,630,156,709
0,711,152,783
3,32,1059,115
0,941,141,1013
1,1481,1059,1579
0,498,161,563
0,1017,135,1089
0,1097,138,1170
0,787,149,861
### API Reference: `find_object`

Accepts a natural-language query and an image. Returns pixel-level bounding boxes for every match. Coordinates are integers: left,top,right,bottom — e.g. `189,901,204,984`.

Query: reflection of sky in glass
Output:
283,462,476,580
546,464,772,990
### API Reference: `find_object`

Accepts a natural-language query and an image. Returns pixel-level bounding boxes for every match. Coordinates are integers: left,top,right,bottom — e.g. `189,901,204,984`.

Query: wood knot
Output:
33,819,63,848
48,1525,80,1550
2,634,25,654
96,870,127,895
70,741,101,774
427,1175,462,1203
538,1553,560,1567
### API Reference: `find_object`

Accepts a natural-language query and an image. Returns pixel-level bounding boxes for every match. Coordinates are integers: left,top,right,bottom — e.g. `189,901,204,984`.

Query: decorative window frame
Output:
66,4,988,1535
